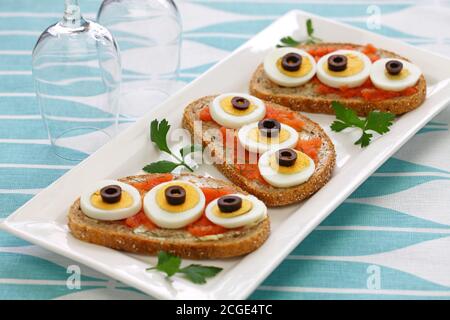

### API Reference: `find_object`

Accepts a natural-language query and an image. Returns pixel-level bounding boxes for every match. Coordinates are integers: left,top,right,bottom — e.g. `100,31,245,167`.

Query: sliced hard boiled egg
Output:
263,47,317,87
316,49,371,88
210,93,266,129
80,180,142,221
258,148,315,188
143,181,205,229
205,194,267,229
370,58,421,92
237,120,299,154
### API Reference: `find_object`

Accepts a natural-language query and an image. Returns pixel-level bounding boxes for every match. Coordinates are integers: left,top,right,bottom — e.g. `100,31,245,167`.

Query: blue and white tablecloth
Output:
0,0,449,299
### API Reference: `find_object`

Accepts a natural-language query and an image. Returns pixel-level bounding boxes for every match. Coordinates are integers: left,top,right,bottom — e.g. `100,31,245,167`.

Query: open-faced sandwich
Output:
250,43,426,115
68,173,270,259
182,93,336,207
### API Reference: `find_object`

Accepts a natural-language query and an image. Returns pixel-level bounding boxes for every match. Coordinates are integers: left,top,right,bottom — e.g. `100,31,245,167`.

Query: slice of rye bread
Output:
68,173,270,259
249,43,427,116
182,96,336,207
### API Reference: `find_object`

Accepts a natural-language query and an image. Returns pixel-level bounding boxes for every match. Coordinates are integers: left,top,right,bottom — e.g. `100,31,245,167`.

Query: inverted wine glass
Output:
97,0,182,119
32,0,121,161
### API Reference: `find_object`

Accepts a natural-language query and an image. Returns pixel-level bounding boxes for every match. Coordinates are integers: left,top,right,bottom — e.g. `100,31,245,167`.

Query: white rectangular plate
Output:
3,10,450,300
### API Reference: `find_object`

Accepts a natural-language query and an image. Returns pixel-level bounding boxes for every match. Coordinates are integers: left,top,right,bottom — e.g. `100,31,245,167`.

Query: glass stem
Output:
62,0,84,27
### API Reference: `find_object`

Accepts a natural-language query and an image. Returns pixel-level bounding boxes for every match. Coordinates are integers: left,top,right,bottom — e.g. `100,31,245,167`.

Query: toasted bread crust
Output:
249,42,427,116
182,96,336,207
68,174,270,259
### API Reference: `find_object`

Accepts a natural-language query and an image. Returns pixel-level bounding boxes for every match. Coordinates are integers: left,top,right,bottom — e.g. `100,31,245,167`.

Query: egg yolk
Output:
324,53,364,77
220,96,257,116
385,68,410,80
276,55,313,77
248,128,290,144
212,198,253,218
90,190,134,210
156,182,200,213
269,150,311,174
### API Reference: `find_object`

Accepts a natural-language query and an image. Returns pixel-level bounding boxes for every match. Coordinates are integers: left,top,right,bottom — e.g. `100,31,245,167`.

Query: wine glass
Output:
97,0,182,119
32,0,121,161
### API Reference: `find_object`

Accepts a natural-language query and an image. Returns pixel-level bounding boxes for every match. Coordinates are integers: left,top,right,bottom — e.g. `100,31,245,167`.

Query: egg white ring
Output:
370,58,421,92
316,49,371,88
205,194,267,229
263,47,317,87
258,149,315,188
237,121,299,154
210,93,266,129
143,181,206,229
80,180,142,221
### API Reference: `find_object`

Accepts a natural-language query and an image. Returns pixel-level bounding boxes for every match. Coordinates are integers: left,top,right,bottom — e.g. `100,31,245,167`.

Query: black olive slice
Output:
276,148,297,167
281,52,302,72
165,185,186,205
231,96,250,110
385,60,403,75
327,54,348,72
258,119,281,138
217,195,242,213
100,185,122,204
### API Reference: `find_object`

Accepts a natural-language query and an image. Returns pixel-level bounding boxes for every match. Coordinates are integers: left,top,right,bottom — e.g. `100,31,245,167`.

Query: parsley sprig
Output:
143,119,202,173
330,101,395,147
277,18,322,48
147,251,223,284
277,36,301,48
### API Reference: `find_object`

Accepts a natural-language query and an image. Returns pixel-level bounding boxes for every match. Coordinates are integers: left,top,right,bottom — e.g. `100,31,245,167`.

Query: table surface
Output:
1,0,449,300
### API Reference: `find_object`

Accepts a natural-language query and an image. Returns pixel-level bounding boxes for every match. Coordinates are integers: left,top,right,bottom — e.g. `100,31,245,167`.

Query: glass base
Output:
51,127,112,161
120,88,170,119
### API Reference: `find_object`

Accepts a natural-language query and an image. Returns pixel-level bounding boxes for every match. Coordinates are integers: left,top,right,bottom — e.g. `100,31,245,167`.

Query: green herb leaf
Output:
277,18,322,47
146,251,222,284
145,119,197,173
179,144,203,159
330,101,395,148
143,160,180,173
306,18,314,37
355,132,373,148
277,36,301,48
365,111,395,135
149,251,181,277
330,120,352,132
179,264,223,284
332,101,365,128
150,119,171,154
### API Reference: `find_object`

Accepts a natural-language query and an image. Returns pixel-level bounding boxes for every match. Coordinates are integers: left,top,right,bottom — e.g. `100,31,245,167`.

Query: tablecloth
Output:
0,0,449,300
